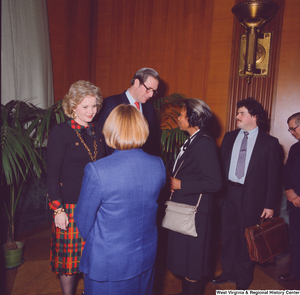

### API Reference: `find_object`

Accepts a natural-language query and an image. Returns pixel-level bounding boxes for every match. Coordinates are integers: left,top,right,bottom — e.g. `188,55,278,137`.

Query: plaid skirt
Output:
50,204,85,275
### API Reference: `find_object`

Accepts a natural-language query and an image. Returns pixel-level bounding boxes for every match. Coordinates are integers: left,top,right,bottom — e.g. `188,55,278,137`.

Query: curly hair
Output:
62,80,103,118
237,98,268,130
184,98,213,130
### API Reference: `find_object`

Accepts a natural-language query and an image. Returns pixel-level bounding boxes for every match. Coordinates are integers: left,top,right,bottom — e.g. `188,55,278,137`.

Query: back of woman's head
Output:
103,104,149,150
184,98,213,129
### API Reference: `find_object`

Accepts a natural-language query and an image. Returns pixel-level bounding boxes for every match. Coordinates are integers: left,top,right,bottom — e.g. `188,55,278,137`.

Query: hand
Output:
285,189,298,202
292,196,300,207
170,177,181,192
55,212,69,230
260,208,274,219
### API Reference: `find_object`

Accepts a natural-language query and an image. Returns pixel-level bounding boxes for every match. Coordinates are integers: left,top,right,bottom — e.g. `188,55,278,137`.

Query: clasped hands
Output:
285,189,300,207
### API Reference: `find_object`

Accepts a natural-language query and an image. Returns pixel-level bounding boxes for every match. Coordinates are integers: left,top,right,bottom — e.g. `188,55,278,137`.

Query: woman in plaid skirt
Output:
47,81,106,295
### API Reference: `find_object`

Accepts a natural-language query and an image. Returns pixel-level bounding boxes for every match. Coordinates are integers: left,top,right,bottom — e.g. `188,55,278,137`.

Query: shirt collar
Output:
68,119,94,133
125,89,137,106
240,126,259,136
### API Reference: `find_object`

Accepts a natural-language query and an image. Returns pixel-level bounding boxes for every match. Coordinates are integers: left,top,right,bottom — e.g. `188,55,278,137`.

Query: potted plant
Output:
153,93,189,171
1,99,65,268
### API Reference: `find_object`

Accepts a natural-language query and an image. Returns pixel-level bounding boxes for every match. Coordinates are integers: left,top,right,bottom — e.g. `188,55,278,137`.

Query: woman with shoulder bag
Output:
166,98,222,295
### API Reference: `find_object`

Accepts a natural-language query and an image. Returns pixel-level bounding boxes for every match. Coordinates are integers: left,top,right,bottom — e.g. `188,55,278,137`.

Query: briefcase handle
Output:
256,217,276,262
258,216,274,225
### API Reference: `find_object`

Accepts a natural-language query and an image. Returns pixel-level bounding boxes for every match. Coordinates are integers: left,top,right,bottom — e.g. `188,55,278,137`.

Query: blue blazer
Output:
74,149,166,282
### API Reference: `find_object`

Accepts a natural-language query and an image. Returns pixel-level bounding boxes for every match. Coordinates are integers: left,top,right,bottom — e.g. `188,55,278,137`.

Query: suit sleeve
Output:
180,137,223,195
283,144,297,192
264,137,282,209
46,124,67,203
74,163,103,240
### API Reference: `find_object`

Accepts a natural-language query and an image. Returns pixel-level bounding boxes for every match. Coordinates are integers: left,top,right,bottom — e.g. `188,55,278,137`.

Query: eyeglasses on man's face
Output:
141,83,158,96
288,125,300,133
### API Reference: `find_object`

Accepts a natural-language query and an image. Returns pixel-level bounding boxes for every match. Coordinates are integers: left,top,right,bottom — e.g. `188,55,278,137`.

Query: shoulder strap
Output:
195,194,203,208
173,160,184,178
169,159,202,206
168,134,210,206
168,191,202,208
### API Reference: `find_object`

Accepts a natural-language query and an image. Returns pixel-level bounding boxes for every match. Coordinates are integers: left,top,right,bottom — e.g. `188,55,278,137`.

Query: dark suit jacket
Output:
97,92,159,155
171,130,222,211
283,141,300,210
46,121,106,205
283,141,300,195
220,128,281,217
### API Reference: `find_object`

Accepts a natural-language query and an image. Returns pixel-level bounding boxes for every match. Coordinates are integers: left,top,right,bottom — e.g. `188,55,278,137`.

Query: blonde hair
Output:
62,80,103,118
103,104,149,150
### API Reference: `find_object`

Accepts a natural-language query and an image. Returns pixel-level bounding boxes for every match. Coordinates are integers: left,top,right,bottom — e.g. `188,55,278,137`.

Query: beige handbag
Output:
162,160,202,237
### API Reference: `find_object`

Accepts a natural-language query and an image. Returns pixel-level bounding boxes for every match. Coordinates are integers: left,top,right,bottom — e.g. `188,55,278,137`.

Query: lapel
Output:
121,92,150,122
244,129,265,179
224,130,239,178
120,92,130,104
140,102,150,122
172,130,203,175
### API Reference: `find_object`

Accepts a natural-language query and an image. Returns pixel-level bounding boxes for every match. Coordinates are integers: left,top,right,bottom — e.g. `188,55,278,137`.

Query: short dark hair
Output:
130,67,160,85
184,98,213,129
287,112,300,124
237,98,268,130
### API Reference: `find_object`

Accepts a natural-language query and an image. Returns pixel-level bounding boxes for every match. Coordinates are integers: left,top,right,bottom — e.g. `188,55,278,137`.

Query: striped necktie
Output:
235,131,249,179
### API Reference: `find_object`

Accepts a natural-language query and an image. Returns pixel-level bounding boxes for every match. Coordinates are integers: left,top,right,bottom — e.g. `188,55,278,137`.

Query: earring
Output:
71,110,77,119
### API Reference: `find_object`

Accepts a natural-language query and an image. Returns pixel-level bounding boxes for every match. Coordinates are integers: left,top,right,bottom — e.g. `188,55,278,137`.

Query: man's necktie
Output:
235,131,249,179
134,101,140,110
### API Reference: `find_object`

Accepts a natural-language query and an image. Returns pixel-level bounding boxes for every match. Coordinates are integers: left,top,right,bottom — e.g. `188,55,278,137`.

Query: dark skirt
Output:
84,266,155,295
50,204,85,275
166,211,213,280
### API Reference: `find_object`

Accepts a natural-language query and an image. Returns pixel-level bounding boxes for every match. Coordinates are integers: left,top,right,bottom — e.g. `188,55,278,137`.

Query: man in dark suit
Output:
212,98,281,289
279,112,300,282
97,67,160,155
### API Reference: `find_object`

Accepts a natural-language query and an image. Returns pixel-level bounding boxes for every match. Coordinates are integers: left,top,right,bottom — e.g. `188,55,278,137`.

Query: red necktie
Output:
134,101,140,110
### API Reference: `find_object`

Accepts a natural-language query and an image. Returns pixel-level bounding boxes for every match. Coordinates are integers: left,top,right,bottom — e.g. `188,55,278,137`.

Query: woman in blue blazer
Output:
74,104,166,295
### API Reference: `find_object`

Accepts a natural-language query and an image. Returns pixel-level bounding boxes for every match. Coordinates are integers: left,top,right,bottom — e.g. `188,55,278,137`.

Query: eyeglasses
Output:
141,83,158,96
288,125,300,133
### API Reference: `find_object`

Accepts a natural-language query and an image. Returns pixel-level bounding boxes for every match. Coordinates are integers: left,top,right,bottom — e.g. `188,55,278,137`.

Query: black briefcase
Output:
244,217,288,263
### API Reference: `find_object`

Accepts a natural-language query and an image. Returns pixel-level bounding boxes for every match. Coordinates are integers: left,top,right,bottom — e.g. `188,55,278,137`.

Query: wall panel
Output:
47,0,95,101
94,0,224,97
47,0,299,149
93,0,234,142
